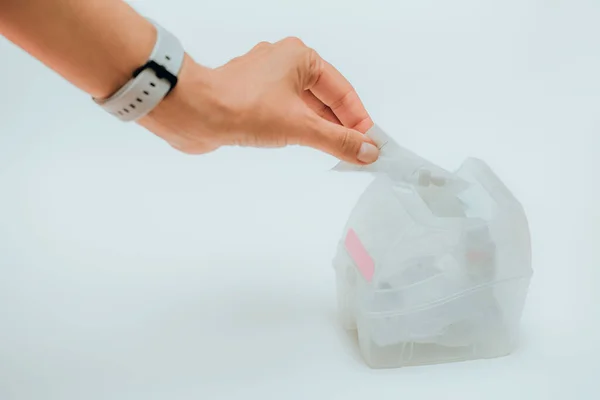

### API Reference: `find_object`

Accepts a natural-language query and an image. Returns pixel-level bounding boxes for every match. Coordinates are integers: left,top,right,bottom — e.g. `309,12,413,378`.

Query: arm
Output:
0,0,156,99
0,0,378,164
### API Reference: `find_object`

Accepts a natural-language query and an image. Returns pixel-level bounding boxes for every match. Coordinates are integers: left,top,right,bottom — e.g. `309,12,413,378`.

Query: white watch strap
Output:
94,20,185,122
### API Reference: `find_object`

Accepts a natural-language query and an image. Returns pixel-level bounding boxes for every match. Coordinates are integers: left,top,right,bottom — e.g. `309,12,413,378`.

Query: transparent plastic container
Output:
333,125,532,368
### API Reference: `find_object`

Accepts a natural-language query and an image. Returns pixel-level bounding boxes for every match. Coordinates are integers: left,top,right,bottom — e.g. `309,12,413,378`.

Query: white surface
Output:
0,0,599,399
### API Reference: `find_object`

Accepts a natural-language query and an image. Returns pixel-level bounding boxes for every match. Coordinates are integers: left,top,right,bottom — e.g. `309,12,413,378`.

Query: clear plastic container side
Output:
333,157,532,368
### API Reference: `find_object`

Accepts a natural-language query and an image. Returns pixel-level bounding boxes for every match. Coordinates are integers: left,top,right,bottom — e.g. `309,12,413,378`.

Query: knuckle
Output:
282,36,305,47
227,55,243,65
305,48,323,88
253,41,270,51
338,130,357,154
317,102,329,118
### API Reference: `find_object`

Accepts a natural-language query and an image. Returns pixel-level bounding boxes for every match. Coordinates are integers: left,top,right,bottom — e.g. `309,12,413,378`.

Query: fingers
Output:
308,60,373,133
301,90,341,125
298,113,379,164
274,37,373,134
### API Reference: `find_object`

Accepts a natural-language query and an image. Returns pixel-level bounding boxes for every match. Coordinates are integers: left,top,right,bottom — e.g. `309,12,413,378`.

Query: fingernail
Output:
357,142,379,163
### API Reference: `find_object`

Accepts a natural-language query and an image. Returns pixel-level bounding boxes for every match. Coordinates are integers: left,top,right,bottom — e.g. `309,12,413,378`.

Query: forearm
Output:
0,0,156,98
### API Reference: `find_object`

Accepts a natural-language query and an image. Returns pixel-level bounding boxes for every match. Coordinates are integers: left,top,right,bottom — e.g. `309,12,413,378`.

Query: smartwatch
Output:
93,20,185,122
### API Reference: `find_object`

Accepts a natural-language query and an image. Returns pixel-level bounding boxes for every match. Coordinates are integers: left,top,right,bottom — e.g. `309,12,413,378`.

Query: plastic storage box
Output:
333,125,532,368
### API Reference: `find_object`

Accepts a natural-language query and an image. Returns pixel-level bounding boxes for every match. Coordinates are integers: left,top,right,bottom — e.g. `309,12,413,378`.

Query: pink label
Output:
345,229,375,282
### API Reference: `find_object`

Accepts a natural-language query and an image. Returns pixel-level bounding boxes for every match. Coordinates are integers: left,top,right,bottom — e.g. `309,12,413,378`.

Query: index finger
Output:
308,59,373,134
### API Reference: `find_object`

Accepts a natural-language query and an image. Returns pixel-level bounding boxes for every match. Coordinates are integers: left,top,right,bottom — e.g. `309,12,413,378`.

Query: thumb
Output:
302,116,380,164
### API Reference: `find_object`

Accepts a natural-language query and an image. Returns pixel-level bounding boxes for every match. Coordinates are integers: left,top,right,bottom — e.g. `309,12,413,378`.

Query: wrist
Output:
95,19,188,121
137,54,216,139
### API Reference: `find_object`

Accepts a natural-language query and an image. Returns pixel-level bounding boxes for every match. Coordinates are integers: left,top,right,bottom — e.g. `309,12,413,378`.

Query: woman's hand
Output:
1,0,377,164
139,37,379,164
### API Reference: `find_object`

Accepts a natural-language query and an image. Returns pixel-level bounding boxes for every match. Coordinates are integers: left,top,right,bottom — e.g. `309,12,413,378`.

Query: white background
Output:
1,0,599,399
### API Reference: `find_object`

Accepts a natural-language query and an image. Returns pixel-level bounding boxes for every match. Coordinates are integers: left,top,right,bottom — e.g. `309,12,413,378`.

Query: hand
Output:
139,37,379,164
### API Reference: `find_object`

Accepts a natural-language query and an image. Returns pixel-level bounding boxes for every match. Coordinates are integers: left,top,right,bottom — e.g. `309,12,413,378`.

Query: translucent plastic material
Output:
333,125,532,368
